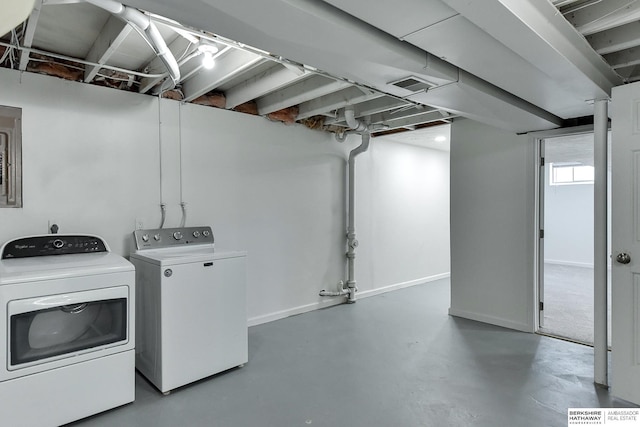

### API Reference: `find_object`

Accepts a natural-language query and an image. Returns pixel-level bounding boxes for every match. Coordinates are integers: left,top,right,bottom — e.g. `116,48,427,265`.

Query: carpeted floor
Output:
539,263,611,346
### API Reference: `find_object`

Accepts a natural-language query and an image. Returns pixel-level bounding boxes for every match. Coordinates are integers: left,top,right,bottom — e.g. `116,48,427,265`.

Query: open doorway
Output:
538,132,604,345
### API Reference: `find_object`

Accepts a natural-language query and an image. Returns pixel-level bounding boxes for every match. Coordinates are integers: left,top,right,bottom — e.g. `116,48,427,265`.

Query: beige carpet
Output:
539,263,611,346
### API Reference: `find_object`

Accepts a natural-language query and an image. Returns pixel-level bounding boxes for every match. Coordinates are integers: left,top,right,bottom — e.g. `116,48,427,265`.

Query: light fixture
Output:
435,135,446,142
198,43,219,70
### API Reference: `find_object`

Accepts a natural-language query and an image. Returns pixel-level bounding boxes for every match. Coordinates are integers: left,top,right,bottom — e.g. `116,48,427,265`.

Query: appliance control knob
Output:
154,234,161,241
142,234,149,242
53,239,64,249
193,231,200,238
173,231,183,240
202,230,210,237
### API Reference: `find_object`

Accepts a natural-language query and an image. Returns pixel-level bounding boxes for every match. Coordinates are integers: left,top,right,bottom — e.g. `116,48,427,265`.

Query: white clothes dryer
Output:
130,226,247,394
0,234,135,427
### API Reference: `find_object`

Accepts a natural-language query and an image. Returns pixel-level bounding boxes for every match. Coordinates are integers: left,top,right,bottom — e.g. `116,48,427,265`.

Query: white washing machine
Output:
0,234,135,427
130,226,247,394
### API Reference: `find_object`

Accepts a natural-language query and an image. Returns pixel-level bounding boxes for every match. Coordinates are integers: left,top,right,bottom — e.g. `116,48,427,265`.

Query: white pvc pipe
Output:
345,132,370,303
84,0,180,86
594,98,608,387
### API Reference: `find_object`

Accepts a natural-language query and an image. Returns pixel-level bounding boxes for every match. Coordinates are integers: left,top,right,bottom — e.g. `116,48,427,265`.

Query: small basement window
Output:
549,162,594,186
0,106,22,208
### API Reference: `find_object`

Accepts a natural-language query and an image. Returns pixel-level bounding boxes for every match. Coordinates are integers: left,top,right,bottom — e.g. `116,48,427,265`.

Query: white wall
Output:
544,170,594,267
357,138,451,297
449,118,535,332
0,68,450,325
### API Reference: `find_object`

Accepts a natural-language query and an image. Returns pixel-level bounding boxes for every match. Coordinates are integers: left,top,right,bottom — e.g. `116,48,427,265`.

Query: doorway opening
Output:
537,131,611,346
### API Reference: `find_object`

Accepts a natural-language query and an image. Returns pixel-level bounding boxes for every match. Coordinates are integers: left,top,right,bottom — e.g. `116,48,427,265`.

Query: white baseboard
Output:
247,272,450,328
357,273,450,300
448,307,533,333
544,259,594,268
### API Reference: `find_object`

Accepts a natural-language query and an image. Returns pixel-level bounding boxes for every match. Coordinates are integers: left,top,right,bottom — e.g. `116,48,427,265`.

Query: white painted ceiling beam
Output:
373,110,454,131
138,36,193,93
182,50,265,102
296,87,382,121
587,21,640,55
84,15,132,83
18,0,42,71
225,65,309,109
368,106,439,126
604,47,640,70
324,97,411,125
256,75,351,116
564,0,640,35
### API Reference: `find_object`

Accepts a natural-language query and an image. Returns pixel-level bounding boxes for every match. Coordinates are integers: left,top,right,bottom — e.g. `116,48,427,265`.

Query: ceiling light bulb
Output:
435,135,446,142
202,51,215,69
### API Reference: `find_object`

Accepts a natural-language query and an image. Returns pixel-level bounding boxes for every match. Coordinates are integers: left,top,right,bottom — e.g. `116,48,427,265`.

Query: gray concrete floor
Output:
69,279,633,427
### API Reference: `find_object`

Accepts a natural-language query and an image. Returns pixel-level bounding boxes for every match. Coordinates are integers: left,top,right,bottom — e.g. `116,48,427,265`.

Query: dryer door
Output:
8,286,128,370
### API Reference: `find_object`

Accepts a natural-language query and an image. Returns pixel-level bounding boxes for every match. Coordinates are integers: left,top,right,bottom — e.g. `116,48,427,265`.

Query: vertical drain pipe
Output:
345,132,370,303
320,107,371,303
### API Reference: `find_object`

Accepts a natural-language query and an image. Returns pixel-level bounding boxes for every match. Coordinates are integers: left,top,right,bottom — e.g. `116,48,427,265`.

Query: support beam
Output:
296,87,382,121
564,0,640,35
18,0,42,71
256,75,351,116
587,21,640,55
139,36,192,94
182,50,264,103
84,15,132,83
594,98,609,387
225,65,309,109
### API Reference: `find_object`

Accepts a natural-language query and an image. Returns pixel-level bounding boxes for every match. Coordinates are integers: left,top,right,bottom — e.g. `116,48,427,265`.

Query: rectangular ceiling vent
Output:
388,76,435,93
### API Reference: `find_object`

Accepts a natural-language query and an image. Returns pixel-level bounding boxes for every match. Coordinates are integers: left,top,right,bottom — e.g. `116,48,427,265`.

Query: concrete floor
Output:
69,279,633,427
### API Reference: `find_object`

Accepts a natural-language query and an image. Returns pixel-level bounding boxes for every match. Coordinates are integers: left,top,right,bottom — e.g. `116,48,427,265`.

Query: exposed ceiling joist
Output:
565,0,640,35
18,0,43,71
374,110,454,131
182,50,265,102
604,47,640,69
225,65,309,109
587,21,640,54
296,86,382,121
84,15,132,83
324,97,411,126
256,75,351,116
368,106,439,125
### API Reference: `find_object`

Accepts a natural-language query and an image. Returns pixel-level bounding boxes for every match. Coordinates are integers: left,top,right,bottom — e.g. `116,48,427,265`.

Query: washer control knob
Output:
193,231,200,238
202,230,210,237
154,234,161,241
53,239,64,249
173,231,183,240
142,234,149,242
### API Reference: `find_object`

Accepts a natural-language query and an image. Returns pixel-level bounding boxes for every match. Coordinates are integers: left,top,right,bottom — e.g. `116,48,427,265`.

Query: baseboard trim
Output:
248,272,451,328
357,273,450,300
544,259,594,268
448,307,532,333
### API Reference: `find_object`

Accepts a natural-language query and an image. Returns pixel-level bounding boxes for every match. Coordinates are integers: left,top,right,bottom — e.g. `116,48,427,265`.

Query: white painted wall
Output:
0,68,450,325
544,170,594,267
449,118,535,332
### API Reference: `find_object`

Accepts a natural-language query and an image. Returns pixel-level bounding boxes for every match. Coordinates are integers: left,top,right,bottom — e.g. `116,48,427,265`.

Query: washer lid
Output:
130,247,244,267
0,252,134,285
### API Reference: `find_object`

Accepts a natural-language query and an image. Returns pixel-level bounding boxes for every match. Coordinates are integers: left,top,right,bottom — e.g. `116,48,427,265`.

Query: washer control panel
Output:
133,226,214,250
1,235,108,259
